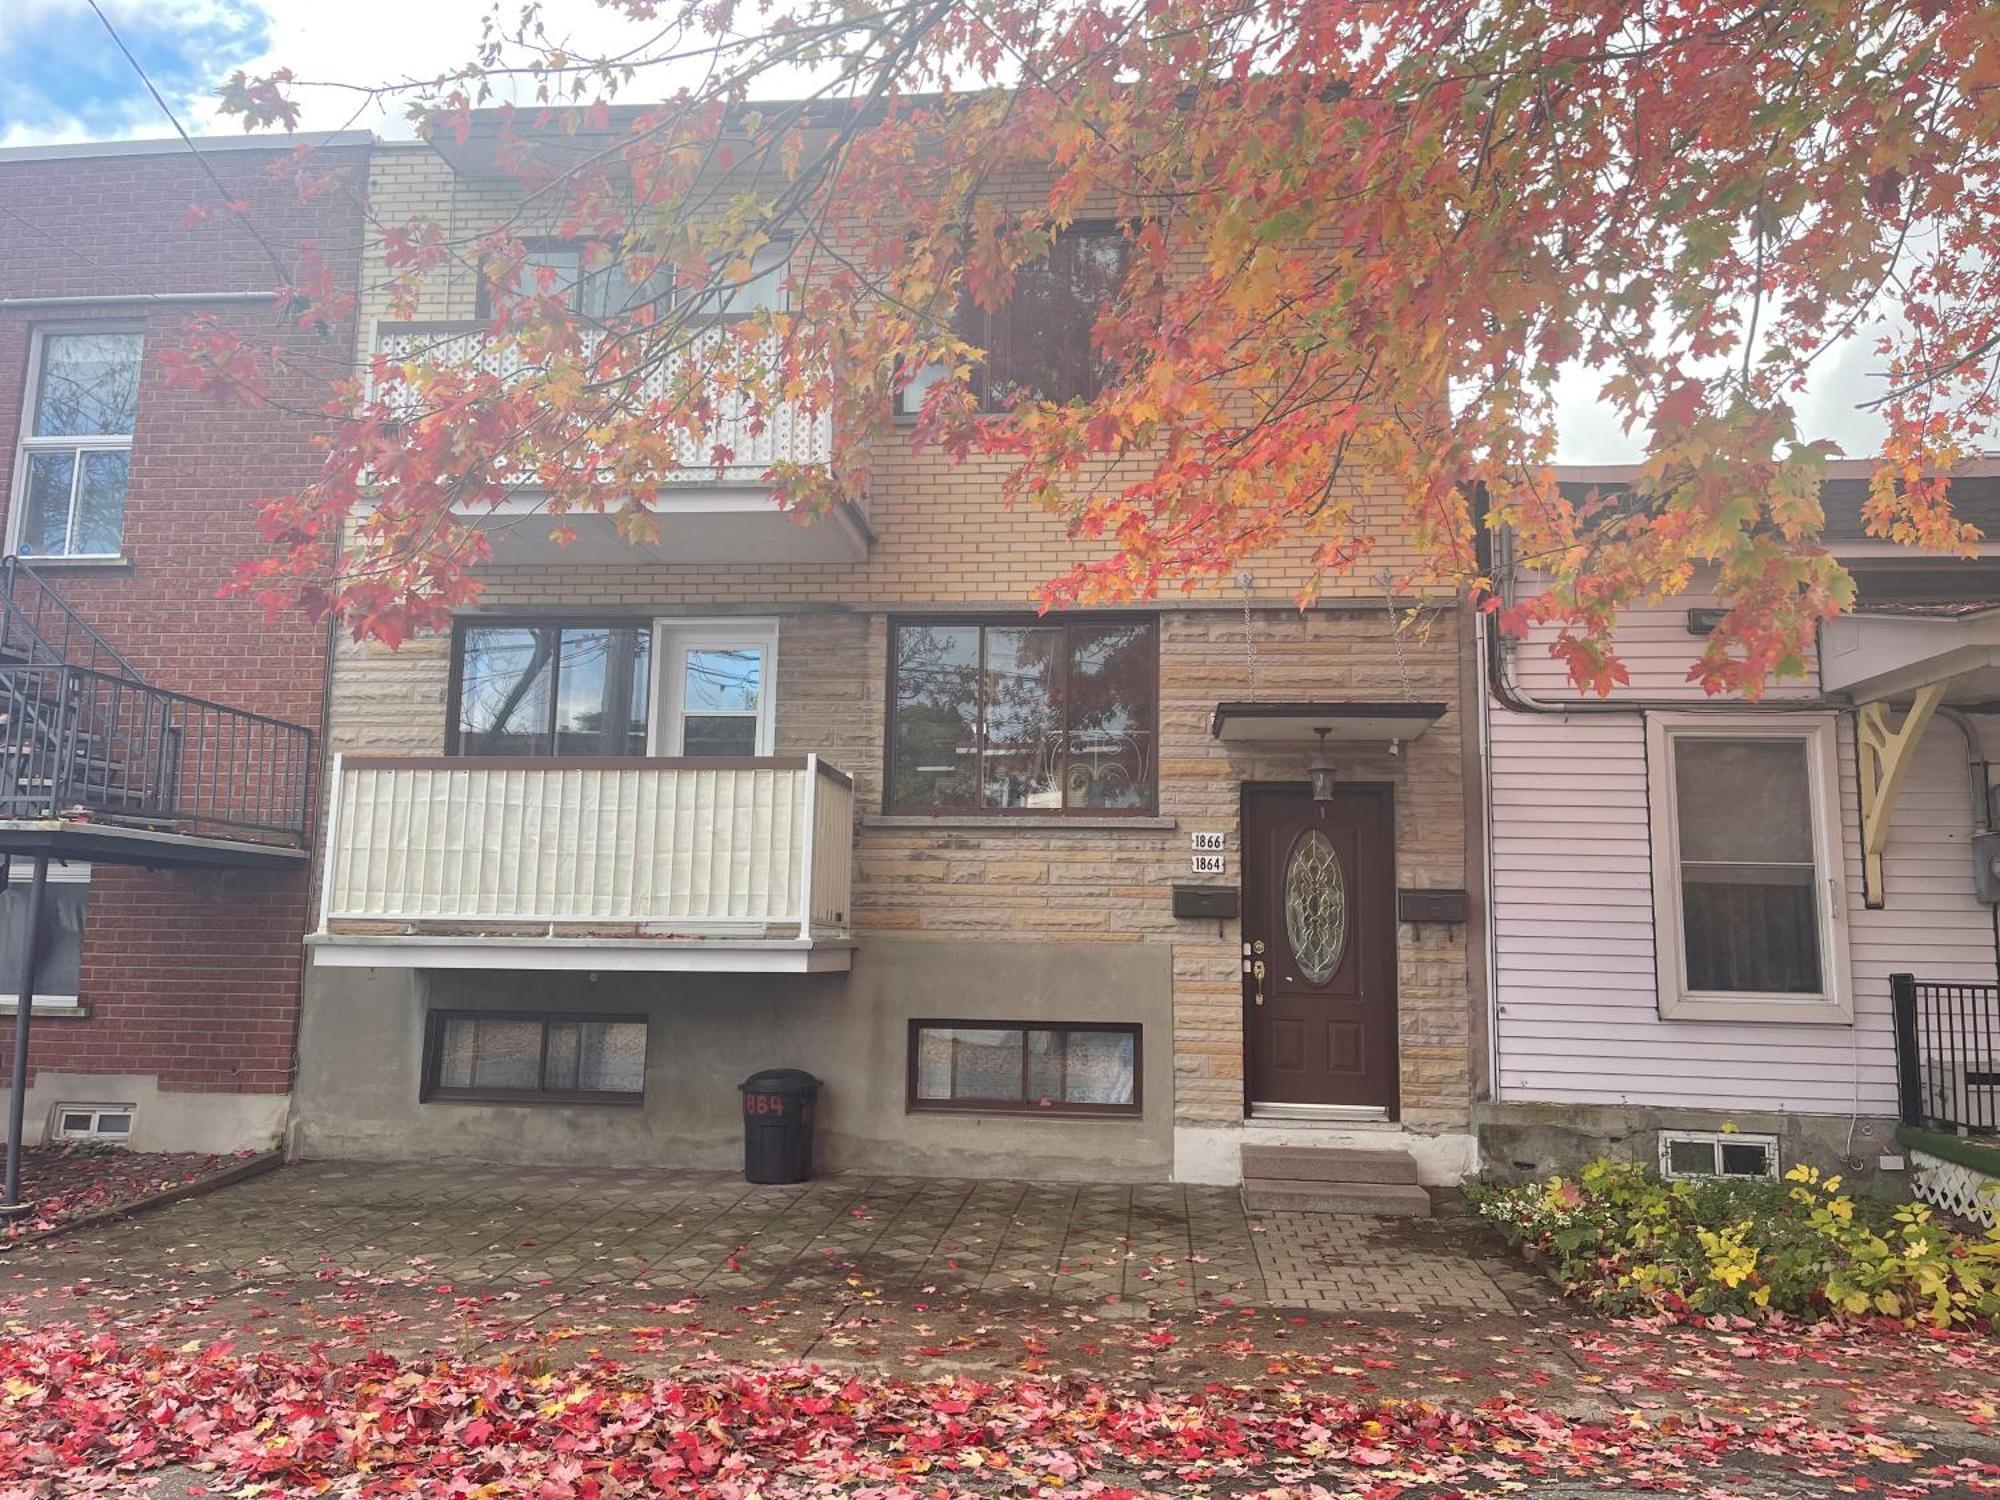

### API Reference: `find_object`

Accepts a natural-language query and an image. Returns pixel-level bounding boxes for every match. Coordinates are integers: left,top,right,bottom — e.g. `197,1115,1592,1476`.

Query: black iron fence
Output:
1892,973,2000,1135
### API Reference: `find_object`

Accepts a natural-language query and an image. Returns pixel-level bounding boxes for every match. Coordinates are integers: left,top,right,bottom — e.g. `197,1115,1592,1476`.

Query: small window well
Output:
1659,1130,1778,1180
53,1104,134,1143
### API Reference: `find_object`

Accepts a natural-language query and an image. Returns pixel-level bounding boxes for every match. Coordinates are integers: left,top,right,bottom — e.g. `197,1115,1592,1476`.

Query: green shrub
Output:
1471,1159,2000,1328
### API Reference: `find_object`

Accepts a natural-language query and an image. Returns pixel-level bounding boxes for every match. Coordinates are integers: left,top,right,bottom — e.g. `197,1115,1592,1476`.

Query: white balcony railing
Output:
373,321,834,480
315,756,854,967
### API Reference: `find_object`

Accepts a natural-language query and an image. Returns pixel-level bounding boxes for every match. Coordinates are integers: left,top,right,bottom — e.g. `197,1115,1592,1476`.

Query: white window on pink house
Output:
11,330,141,560
1646,713,1853,1023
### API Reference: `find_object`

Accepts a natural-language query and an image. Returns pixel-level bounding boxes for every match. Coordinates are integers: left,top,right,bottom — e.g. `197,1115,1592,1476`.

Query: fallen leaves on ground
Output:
1,1146,244,1245
0,1321,1996,1497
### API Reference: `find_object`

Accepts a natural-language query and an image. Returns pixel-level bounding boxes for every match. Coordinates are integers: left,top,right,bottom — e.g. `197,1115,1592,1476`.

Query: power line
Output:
0,203,129,286
83,0,297,290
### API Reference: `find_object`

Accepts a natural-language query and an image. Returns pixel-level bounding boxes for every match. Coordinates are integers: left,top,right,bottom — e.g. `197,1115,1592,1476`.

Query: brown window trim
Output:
883,613,1160,818
905,1019,1142,1117
421,1008,647,1106
445,616,652,757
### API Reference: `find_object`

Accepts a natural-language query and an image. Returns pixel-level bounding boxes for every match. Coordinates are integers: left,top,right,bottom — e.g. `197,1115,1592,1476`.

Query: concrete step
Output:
1241,1178,1434,1217
1239,1144,1419,1184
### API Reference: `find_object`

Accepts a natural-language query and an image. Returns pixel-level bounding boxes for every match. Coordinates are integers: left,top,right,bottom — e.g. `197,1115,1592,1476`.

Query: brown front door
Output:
1241,783,1397,1113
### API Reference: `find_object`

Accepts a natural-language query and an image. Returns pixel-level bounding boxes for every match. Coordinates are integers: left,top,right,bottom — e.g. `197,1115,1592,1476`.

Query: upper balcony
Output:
0,559,311,870
311,753,856,973
371,321,869,566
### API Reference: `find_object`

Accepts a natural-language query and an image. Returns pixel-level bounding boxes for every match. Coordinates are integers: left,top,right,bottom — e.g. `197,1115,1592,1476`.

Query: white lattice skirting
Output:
1909,1150,2000,1228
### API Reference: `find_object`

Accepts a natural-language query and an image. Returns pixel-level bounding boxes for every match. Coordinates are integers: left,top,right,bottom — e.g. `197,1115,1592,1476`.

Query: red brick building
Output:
0,133,369,1155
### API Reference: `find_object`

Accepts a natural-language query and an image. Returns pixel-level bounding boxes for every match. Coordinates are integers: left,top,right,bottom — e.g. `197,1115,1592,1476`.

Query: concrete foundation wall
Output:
291,938,1174,1180
1,1072,288,1155
1475,1101,1909,1193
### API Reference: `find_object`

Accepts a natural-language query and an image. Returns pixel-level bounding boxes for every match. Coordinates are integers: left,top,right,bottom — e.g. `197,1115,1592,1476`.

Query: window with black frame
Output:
451,623,651,756
898,224,1131,413
886,617,1157,814
423,1012,648,1103
907,1021,1140,1115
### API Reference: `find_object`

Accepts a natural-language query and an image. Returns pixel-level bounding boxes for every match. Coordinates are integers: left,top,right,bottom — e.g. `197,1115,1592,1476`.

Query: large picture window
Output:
887,617,1157,815
908,1021,1140,1115
1646,714,1851,1023
13,331,141,559
422,1012,647,1103
449,621,651,756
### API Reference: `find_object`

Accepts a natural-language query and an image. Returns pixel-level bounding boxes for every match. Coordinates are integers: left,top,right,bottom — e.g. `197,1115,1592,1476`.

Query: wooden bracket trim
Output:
1857,681,1946,909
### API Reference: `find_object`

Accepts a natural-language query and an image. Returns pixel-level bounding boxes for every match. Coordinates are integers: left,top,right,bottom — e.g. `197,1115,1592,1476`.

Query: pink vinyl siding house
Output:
1475,462,2000,1187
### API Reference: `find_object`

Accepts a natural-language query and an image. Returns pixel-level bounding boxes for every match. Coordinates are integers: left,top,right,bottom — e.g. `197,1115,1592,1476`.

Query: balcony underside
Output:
463,492,871,566
0,818,309,870
309,931,855,973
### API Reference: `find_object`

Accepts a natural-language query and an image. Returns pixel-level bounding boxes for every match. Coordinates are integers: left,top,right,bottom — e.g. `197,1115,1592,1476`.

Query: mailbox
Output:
1397,888,1468,924
1173,885,1239,919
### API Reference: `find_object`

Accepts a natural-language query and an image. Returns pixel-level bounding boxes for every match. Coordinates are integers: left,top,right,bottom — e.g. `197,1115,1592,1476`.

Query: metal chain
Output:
1237,569,1259,701
1380,570,1415,701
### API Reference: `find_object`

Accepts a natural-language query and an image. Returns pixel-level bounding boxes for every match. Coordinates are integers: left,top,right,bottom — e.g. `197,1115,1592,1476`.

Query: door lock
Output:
1251,939,1266,955
1251,957,1266,1006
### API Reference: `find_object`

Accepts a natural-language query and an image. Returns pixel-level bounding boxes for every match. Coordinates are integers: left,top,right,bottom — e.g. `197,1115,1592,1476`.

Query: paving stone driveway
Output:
14,1160,1521,1316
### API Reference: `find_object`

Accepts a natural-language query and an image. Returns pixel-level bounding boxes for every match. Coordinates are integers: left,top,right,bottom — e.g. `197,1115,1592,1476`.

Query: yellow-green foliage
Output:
1472,1160,2000,1328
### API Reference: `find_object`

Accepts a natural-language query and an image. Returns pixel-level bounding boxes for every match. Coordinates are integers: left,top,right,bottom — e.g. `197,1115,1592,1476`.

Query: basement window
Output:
422,1011,647,1104
1658,1130,1779,1181
907,1021,1141,1116
53,1103,133,1143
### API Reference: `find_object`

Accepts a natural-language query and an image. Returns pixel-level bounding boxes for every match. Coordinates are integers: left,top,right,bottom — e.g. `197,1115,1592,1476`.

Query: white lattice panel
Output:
1909,1149,2000,1228
374,324,831,478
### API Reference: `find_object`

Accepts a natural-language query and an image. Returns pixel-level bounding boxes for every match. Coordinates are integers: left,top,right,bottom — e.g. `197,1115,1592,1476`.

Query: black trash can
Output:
739,1068,821,1184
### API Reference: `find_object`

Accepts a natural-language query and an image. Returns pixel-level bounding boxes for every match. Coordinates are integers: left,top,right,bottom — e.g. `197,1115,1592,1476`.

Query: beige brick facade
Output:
318,142,1477,1167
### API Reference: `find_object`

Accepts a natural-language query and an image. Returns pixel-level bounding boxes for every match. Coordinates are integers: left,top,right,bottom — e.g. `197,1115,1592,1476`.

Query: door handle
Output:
1251,958,1266,1006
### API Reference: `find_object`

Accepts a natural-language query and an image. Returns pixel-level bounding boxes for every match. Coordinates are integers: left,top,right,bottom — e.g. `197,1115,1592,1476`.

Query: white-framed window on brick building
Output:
0,861,89,1011
10,330,142,560
1646,713,1852,1023
654,619,777,757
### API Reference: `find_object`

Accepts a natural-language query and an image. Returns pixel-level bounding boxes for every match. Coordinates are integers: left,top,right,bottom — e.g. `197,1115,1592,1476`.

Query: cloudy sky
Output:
2,0,1896,463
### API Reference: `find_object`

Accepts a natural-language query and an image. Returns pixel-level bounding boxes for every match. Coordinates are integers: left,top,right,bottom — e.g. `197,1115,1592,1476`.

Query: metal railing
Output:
1892,974,2000,1135
0,555,143,683
0,661,313,846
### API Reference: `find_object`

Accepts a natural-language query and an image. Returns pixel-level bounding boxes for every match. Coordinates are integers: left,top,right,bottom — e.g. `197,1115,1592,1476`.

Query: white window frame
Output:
1658,1129,1780,1180
650,619,778,756
0,860,89,1011
1646,712,1852,1024
8,327,142,561
52,1102,134,1143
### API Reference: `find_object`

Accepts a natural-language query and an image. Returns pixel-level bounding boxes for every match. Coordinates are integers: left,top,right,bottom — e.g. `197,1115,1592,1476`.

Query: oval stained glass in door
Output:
1284,827,1347,983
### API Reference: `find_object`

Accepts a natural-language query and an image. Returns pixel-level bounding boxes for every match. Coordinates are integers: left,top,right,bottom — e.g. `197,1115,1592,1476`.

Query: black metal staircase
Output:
0,557,312,848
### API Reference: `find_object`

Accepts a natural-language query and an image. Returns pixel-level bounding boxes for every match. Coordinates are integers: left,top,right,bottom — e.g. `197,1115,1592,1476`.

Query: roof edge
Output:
0,131,373,166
